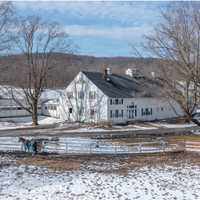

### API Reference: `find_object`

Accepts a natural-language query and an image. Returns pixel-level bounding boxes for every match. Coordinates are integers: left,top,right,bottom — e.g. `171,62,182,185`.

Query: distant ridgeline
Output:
0,53,174,88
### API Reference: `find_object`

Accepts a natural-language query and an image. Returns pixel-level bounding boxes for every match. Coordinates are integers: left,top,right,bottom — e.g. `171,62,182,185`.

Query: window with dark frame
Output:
110,110,112,118
141,108,144,116
90,109,95,117
78,91,84,99
89,91,96,99
69,108,72,113
115,109,119,118
141,108,153,116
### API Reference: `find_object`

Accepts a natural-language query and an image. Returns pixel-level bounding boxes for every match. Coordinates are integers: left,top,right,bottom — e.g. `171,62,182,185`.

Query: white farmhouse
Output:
42,68,184,124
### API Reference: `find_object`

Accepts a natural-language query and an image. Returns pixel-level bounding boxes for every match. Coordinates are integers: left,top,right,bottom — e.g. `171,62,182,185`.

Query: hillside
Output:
0,53,168,88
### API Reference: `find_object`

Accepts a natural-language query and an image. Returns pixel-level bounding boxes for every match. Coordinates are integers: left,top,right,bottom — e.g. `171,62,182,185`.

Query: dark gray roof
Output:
82,71,163,98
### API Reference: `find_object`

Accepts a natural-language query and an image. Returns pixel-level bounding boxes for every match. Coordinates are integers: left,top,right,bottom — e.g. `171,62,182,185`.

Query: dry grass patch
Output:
168,135,200,142
16,155,80,171
5,151,200,173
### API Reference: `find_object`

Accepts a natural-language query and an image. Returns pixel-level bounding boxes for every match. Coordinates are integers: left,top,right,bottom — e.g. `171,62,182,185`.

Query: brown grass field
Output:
0,151,198,173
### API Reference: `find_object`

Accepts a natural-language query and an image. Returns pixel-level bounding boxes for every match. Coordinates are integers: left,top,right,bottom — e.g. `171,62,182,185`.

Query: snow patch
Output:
0,116,63,130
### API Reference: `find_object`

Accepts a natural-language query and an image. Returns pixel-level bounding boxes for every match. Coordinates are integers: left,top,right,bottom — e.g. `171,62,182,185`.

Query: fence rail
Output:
185,141,200,152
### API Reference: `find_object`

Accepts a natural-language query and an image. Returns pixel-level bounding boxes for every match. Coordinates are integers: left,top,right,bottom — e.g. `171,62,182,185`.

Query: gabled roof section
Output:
82,71,163,98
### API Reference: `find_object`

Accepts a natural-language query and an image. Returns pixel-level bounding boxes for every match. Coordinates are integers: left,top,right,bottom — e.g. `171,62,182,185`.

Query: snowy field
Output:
0,116,62,130
0,155,200,200
0,117,158,132
0,115,196,133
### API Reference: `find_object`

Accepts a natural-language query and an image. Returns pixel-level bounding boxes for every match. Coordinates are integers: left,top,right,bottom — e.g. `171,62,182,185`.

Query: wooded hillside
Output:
0,53,170,88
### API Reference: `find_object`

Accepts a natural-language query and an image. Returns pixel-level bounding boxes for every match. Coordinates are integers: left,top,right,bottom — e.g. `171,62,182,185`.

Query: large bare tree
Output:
0,1,13,83
145,3,200,122
10,16,73,125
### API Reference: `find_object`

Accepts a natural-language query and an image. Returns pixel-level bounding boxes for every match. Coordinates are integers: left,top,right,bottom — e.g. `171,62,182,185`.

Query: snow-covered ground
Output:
0,155,200,200
148,122,196,129
0,115,197,133
0,116,63,130
0,117,159,132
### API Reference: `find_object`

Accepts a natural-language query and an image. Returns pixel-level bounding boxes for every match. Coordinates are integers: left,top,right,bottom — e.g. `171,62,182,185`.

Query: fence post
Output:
183,139,186,151
161,141,165,152
139,144,142,153
66,143,68,153
21,143,24,152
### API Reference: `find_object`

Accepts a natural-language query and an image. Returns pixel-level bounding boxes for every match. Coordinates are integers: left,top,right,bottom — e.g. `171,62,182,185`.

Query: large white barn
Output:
42,69,184,124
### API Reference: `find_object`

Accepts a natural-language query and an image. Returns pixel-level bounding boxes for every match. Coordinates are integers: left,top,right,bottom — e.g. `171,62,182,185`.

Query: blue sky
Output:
14,1,169,57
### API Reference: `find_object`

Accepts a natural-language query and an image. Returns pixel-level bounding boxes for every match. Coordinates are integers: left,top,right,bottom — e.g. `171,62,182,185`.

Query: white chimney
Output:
125,68,134,77
126,68,139,77
106,67,111,75
151,71,155,79
104,67,111,81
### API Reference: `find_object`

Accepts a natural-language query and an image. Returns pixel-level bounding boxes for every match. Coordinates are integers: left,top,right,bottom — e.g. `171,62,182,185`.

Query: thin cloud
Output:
13,1,166,56
64,25,153,41
14,1,162,26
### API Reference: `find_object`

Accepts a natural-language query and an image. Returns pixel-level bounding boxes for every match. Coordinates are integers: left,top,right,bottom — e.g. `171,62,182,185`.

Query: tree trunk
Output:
32,100,38,126
185,114,192,123
185,113,200,127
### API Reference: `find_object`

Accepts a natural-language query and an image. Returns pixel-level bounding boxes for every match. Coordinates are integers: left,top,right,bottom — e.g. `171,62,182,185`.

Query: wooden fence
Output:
185,141,200,152
0,137,185,155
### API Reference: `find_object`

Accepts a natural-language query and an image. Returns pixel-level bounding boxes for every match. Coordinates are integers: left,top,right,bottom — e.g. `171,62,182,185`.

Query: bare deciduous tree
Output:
145,3,200,122
10,16,73,125
0,1,13,83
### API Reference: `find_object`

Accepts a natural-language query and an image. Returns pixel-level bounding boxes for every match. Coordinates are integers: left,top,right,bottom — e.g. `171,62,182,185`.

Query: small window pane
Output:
69,108,72,113
110,110,112,118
